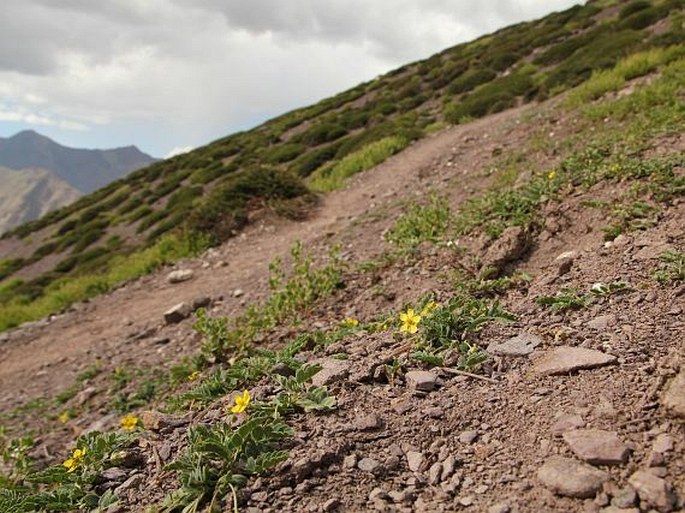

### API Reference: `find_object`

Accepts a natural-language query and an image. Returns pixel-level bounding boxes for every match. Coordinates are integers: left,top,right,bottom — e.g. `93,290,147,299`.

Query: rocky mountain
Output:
0,130,157,194
0,166,81,235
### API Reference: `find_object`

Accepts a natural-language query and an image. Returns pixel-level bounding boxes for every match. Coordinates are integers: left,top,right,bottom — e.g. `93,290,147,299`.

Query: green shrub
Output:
447,68,497,95
187,167,310,243
0,258,25,281
264,143,306,164
293,123,347,146
445,68,535,123
619,1,651,19
308,136,408,192
288,142,345,177
167,186,203,210
136,209,169,234
619,7,663,30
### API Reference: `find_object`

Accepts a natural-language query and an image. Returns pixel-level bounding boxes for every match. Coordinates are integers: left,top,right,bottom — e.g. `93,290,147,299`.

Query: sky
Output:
0,0,581,158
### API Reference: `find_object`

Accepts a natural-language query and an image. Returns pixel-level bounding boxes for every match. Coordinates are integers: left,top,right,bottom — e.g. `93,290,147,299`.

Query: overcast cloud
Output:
0,0,581,157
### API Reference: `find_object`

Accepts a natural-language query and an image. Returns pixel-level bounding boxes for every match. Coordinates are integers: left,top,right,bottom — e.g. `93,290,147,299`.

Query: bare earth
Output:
0,100,683,513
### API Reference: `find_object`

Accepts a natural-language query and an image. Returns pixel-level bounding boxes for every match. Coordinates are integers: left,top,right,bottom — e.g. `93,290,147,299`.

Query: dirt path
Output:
0,107,529,410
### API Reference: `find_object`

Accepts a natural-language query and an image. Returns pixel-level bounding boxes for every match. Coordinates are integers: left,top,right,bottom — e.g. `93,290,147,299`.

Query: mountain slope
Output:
0,0,683,330
0,130,158,193
0,166,81,235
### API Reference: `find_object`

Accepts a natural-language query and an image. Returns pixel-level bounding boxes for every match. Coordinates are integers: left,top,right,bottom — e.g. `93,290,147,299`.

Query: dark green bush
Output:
447,68,498,95
264,143,306,164
293,123,347,146
129,205,153,223
338,110,370,130
0,258,25,281
618,8,663,30
137,209,169,234
187,167,310,243
167,186,203,210
288,141,345,177
619,1,652,19
543,29,643,90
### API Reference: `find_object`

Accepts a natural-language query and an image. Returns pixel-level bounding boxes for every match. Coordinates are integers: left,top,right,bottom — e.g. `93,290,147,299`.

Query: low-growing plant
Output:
653,251,685,283
385,195,453,249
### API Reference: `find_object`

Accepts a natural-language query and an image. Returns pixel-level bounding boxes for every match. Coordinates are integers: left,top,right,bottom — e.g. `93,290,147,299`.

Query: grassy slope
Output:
0,0,682,332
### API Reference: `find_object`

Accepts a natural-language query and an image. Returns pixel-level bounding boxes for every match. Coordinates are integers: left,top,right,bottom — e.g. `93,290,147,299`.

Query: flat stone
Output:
354,413,383,431
406,451,424,472
311,359,350,387
611,487,637,508
628,470,677,513
487,332,542,357
428,462,442,485
163,302,192,324
563,429,630,465
587,315,616,330
167,269,194,284
600,508,639,513
358,457,382,474
537,456,609,498
482,226,530,275
551,413,586,436
662,371,685,418
459,430,479,444
323,498,341,512
533,346,616,376
405,370,438,392
488,502,511,513
191,296,212,310
653,434,674,454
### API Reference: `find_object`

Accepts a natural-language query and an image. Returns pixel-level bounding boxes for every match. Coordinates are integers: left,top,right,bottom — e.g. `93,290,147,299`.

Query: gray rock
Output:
358,457,382,474
323,498,341,512
562,429,630,465
100,467,127,483
441,455,458,481
662,371,685,418
406,451,424,472
458,495,475,507
74,386,98,406
482,226,530,275
652,434,674,454
628,470,677,513
487,332,542,357
233,289,244,298
551,413,585,435
537,456,609,498
405,370,438,392
354,413,383,431
555,250,578,276
611,487,637,508
163,302,192,324
114,473,144,495
459,431,478,444
428,462,443,485
600,508,639,513
488,502,510,513
191,296,212,310
343,454,358,469
167,269,194,284
533,346,616,376
311,359,350,386
587,315,615,330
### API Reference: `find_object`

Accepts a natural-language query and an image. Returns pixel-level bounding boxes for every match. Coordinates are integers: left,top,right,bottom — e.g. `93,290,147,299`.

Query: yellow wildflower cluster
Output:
341,318,359,327
231,390,251,414
188,370,201,382
120,414,139,431
420,301,439,318
63,448,86,473
399,309,422,334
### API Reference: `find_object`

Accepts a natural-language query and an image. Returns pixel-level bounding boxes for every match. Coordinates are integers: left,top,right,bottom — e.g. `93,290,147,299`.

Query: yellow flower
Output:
547,170,557,180
420,301,439,318
399,309,422,334
231,389,251,414
63,448,86,473
58,412,70,424
188,370,201,382
342,318,359,327
120,414,139,431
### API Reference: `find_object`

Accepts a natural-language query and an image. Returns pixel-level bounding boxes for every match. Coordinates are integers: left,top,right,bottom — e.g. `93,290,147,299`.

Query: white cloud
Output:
165,145,194,158
0,0,583,156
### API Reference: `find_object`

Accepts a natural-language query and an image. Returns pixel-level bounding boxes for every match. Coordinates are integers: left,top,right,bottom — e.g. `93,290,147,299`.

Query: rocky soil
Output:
0,97,683,513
